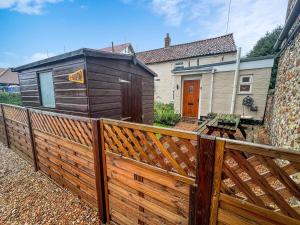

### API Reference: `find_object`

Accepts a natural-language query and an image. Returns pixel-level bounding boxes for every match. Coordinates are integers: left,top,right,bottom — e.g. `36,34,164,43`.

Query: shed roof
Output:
12,48,156,76
136,34,237,64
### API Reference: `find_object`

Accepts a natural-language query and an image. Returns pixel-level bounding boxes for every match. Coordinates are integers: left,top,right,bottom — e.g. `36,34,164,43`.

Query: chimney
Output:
164,33,171,48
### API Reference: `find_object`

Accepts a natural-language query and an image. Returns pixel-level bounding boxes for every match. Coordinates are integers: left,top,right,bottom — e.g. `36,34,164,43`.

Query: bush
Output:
0,92,22,105
154,102,181,126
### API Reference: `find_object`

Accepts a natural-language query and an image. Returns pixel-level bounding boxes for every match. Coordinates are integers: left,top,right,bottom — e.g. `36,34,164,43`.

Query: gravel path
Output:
0,144,99,225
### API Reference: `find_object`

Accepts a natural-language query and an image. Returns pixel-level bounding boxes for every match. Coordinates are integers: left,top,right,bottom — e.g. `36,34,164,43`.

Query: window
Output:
197,59,200,66
174,61,184,69
39,71,55,108
239,75,253,94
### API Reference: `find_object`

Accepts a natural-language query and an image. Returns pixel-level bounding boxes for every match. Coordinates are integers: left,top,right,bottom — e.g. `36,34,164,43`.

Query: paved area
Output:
0,143,99,225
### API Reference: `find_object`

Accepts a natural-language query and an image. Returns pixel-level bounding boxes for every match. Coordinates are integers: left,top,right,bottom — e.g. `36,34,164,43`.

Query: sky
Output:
0,0,288,68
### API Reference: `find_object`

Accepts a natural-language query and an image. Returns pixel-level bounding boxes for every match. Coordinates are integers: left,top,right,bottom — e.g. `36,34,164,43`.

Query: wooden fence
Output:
0,103,299,225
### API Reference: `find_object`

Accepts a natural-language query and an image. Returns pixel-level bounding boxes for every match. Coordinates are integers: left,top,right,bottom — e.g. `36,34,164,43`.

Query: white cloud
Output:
121,0,287,55
0,0,63,15
29,52,56,62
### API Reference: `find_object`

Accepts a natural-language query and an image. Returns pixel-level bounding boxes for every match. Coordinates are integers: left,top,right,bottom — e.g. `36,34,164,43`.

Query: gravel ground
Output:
0,143,99,225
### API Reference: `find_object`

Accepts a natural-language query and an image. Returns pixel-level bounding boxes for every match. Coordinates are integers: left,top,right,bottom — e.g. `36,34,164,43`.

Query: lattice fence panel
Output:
220,142,300,220
2,104,28,124
30,110,93,147
102,119,198,178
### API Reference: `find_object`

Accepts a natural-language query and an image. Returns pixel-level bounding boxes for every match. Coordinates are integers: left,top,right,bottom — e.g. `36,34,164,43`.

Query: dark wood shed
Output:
13,48,155,124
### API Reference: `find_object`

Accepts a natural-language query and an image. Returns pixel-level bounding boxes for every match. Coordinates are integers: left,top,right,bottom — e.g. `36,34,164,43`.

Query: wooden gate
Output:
101,118,198,224
210,139,300,225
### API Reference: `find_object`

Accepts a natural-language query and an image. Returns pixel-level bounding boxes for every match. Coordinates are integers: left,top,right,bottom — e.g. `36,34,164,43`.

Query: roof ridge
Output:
137,33,234,54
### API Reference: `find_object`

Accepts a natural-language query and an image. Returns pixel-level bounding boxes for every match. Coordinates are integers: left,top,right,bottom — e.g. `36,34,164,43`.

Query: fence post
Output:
193,134,216,225
1,104,10,148
26,108,38,171
91,119,106,224
100,119,110,224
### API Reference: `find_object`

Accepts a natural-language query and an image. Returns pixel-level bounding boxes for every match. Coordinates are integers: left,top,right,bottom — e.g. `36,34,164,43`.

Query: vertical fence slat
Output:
209,139,225,225
194,135,216,225
1,104,9,147
27,108,38,171
100,119,110,224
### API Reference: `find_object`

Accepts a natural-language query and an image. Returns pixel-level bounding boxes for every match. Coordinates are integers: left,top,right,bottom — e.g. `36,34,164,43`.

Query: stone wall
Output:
264,89,275,131
267,30,300,150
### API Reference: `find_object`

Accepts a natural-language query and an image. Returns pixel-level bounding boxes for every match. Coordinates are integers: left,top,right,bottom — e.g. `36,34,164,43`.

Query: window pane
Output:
242,77,250,82
39,72,55,108
240,85,250,92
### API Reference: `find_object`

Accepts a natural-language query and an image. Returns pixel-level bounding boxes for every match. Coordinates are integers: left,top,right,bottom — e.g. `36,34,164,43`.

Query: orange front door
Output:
182,80,200,118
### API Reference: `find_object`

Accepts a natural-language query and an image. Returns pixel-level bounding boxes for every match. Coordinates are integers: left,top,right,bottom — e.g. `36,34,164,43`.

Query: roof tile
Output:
136,34,236,64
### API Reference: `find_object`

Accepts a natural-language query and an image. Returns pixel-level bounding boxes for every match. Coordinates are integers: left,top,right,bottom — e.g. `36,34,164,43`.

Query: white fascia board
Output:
215,58,274,72
172,58,274,75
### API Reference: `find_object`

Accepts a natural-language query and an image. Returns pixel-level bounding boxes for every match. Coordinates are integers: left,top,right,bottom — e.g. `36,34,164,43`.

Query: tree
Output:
247,26,283,89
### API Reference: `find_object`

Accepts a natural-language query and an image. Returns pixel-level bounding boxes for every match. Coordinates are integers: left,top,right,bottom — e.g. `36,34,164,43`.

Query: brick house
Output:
265,0,300,150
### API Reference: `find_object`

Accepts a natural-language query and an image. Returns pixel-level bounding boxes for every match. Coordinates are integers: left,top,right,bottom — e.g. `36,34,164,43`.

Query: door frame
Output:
181,76,201,119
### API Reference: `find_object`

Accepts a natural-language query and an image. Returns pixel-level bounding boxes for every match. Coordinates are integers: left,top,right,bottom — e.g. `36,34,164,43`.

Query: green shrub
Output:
154,102,181,126
0,92,22,105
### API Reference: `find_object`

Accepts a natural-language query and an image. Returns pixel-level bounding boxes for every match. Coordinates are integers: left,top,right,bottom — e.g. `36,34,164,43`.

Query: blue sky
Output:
0,0,287,68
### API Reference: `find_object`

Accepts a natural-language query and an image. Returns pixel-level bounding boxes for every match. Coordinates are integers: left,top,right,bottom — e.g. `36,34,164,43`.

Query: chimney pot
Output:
165,33,171,48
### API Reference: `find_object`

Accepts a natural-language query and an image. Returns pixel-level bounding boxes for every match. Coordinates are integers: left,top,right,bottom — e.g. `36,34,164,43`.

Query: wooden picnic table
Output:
196,116,247,139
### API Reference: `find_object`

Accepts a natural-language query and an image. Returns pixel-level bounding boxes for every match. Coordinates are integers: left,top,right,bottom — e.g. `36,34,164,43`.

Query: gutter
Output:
273,0,300,51
230,47,241,114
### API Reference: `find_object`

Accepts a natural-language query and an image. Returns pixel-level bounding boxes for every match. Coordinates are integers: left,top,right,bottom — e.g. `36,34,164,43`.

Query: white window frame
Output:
238,75,253,94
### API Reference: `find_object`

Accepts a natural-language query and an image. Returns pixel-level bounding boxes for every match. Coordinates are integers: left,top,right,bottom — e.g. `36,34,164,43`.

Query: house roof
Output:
136,34,237,64
0,68,19,85
12,48,156,76
100,43,134,54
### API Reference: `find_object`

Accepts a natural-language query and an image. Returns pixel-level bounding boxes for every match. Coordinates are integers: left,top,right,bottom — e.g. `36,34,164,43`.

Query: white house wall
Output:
173,67,272,121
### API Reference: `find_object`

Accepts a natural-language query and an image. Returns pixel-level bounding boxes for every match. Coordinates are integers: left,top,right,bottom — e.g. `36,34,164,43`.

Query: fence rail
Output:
0,103,299,225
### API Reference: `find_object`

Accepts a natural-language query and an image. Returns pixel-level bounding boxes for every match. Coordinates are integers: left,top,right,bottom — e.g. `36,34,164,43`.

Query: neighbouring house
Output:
0,68,20,92
100,43,135,54
137,34,273,122
265,0,300,150
13,48,155,124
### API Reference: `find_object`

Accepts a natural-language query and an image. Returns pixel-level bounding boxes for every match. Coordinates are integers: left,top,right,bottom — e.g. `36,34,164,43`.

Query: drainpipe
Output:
209,68,215,112
230,47,241,114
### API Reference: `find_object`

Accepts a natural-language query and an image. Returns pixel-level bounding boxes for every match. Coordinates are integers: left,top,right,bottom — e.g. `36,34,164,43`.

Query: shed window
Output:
39,71,55,108
239,75,253,94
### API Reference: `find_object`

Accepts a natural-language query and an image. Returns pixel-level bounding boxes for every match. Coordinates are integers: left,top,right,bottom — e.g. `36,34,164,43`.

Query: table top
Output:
206,115,241,131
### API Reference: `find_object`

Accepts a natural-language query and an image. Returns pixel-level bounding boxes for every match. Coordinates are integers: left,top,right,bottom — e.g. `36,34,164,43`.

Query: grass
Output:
0,92,22,105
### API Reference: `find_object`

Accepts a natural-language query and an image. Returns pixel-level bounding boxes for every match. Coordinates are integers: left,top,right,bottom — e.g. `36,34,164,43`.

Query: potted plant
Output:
217,114,238,126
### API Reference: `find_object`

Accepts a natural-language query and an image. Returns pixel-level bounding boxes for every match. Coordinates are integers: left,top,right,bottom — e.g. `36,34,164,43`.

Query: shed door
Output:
131,76,142,123
120,74,142,123
182,80,200,118
39,71,55,108
120,74,132,119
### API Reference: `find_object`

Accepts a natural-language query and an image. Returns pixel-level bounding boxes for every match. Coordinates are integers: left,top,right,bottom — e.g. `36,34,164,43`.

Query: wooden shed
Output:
13,48,155,124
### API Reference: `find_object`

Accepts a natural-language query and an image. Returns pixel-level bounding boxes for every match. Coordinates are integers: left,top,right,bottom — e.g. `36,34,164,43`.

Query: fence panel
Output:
29,109,100,209
101,118,197,225
0,105,7,145
210,139,300,225
2,104,33,163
